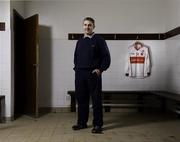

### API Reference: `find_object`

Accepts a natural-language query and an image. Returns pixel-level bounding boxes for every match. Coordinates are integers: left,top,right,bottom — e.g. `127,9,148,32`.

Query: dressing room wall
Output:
165,0,180,93
23,0,168,108
166,37,180,93
165,0,180,31
0,1,12,117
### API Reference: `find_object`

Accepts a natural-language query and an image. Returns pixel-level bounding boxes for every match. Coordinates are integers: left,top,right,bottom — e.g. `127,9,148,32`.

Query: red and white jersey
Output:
125,45,151,78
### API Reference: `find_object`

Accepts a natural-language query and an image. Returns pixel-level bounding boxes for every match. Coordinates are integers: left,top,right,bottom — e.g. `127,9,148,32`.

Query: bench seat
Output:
67,90,180,117
0,95,5,123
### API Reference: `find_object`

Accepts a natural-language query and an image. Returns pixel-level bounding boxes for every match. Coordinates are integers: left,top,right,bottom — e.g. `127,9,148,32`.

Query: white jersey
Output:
125,45,151,78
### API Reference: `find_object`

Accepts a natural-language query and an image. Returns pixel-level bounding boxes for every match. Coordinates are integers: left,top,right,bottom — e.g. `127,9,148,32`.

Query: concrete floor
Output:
0,111,180,142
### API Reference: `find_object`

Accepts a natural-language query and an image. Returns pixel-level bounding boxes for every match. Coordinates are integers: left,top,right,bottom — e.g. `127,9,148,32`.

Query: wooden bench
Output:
0,95,5,123
151,91,180,115
67,90,180,116
67,90,154,112
100,91,152,112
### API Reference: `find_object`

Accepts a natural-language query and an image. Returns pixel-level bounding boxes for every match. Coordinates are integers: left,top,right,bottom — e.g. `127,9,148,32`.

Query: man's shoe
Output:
72,124,87,130
91,126,103,133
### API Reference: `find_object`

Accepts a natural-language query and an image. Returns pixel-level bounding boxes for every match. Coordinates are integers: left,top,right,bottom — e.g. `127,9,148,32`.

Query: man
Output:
72,17,111,133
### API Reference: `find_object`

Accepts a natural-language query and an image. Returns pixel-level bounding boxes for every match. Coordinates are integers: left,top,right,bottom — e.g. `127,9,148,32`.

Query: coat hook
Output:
114,34,116,40
71,34,74,39
136,35,139,40
158,34,161,40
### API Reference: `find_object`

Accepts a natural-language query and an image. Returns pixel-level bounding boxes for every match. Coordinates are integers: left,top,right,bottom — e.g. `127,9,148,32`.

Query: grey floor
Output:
0,111,180,142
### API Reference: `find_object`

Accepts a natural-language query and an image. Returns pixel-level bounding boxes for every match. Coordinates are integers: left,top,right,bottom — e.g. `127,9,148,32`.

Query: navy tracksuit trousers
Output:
75,69,103,127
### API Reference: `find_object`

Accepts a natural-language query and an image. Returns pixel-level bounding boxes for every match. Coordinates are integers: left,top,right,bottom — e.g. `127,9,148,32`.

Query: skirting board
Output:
38,107,177,114
1,116,14,123
2,106,168,122
39,107,71,113
39,107,141,113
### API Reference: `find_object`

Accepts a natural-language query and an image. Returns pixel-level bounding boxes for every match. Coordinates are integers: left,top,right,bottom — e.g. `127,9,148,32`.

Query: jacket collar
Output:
84,32,95,38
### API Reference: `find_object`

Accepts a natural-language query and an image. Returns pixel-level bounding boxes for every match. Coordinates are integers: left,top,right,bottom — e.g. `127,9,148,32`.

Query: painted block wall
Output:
165,36,180,93
165,0,180,94
24,0,167,107
1,0,179,117
0,1,11,117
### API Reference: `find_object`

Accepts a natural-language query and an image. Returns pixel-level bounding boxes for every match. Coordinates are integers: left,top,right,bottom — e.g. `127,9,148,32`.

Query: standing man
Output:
72,17,111,133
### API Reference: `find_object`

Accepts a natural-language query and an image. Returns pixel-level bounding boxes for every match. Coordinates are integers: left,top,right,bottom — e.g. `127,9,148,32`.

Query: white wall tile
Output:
38,38,168,107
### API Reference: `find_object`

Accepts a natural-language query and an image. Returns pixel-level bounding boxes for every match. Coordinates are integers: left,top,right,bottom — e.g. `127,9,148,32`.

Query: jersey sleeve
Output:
144,47,151,76
125,46,132,76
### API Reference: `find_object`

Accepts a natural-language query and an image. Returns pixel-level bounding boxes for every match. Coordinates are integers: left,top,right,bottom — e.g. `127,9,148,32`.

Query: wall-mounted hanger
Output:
71,34,74,40
114,34,117,40
136,35,139,40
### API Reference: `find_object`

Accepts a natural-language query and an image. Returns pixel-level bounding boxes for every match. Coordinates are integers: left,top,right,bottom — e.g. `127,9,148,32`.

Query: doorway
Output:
13,9,39,118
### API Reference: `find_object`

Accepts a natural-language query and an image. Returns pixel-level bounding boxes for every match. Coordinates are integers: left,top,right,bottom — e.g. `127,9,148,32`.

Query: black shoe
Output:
72,124,87,130
91,126,103,134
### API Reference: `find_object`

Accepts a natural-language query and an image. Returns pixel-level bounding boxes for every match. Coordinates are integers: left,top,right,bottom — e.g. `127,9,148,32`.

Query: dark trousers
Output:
75,69,103,127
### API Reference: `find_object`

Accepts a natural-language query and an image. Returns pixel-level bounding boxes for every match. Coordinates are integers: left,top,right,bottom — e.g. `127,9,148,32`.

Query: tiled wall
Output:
103,41,168,91
24,0,166,39
24,0,167,108
165,0,180,31
1,0,180,118
0,30,11,117
39,39,75,107
38,39,168,107
165,36,180,93
0,1,12,118
165,0,180,94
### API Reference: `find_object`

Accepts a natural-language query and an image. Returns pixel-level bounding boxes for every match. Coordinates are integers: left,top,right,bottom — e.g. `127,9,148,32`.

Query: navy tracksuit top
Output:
74,34,111,72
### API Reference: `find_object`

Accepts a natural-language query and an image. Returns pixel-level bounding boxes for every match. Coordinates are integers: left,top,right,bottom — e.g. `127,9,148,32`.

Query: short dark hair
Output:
83,17,95,26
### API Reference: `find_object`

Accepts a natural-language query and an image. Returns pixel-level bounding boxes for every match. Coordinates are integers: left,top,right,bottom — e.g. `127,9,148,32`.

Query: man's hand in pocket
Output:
92,69,101,76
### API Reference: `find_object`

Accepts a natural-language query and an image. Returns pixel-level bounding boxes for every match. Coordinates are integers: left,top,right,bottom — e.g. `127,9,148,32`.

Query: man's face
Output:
83,20,94,35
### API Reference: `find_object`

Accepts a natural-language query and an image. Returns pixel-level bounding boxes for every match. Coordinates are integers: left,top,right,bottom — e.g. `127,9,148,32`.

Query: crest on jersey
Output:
141,50,144,55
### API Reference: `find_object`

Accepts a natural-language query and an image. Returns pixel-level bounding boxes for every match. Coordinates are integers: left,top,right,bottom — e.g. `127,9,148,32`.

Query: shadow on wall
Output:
144,43,153,72
39,25,52,116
